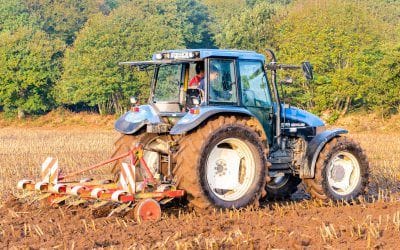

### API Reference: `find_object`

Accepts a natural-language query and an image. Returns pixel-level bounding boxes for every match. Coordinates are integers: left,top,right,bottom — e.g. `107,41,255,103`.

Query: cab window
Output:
239,60,271,107
154,64,182,102
208,59,237,103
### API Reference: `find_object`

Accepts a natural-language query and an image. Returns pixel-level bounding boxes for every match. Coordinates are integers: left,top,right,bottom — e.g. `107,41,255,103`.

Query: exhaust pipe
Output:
265,49,282,148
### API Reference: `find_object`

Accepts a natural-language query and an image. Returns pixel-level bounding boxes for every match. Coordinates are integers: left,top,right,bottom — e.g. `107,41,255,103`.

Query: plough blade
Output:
16,146,185,222
50,195,69,205
93,200,109,208
108,202,132,217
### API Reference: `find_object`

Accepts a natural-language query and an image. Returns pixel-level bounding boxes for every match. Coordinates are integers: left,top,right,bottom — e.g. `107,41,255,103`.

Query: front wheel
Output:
304,136,369,202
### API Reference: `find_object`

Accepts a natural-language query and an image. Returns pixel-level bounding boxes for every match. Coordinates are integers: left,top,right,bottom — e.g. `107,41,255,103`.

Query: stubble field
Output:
0,126,400,249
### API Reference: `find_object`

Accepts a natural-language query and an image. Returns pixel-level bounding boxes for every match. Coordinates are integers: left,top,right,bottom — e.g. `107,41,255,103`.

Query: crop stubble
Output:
0,127,399,248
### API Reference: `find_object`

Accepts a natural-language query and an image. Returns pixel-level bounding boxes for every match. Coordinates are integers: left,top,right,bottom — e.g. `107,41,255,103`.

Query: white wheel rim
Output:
206,138,256,201
326,151,361,196
143,137,168,176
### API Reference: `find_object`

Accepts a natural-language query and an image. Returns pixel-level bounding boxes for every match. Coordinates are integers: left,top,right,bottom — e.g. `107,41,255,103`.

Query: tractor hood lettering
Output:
115,105,161,134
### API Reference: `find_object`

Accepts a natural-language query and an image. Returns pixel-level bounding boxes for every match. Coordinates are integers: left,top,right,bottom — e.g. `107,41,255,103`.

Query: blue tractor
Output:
112,49,369,209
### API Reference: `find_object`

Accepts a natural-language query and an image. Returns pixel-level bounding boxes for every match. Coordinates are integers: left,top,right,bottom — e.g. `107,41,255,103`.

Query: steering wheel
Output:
186,88,202,108
198,88,205,102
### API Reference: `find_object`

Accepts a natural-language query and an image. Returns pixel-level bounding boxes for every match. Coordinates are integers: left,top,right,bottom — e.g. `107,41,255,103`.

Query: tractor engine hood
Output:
282,105,325,127
115,105,162,134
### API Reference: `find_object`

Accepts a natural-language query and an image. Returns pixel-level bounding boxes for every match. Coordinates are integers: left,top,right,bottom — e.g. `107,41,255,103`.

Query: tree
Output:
24,0,116,45
215,2,276,51
200,0,247,47
55,0,185,114
0,27,64,116
0,0,32,32
274,0,390,114
365,44,400,115
177,0,216,48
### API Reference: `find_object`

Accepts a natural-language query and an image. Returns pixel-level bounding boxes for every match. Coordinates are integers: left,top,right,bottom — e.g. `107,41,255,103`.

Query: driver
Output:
189,62,204,88
199,64,230,101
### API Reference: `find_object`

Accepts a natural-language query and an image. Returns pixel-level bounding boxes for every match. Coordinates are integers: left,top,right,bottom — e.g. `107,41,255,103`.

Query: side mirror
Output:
302,62,313,80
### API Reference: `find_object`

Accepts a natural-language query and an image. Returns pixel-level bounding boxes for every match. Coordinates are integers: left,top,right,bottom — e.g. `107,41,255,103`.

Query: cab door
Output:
238,60,274,145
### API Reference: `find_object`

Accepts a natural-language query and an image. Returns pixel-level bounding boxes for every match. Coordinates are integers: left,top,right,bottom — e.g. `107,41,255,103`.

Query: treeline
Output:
0,0,399,118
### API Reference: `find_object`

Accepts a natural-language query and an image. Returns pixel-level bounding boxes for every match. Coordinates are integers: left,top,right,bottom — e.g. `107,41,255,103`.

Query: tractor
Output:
109,49,369,209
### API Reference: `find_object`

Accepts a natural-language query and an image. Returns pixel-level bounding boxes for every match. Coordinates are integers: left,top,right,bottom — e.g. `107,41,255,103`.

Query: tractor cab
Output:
117,49,275,138
120,49,271,110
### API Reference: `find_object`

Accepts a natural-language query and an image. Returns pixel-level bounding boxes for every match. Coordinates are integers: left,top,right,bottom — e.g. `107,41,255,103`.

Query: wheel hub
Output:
327,152,359,195
215,159,227,176
331,164,345,182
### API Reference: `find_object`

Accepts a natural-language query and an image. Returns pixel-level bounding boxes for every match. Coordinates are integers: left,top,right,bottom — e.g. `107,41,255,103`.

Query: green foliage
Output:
200,0,247,46
0,27,64,115
365,45,400,114
0,0,32,32
215,2,276,51
177,0,215,48
25,0,115,45
1,0,400,117
246,0,292,7
274,0,391,114
55,1,185,114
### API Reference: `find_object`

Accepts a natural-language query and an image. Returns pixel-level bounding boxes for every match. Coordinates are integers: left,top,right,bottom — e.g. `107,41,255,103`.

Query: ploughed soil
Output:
1,192,400,249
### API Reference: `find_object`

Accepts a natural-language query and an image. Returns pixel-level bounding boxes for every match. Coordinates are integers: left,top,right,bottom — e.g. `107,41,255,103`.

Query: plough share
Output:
16,144,185,222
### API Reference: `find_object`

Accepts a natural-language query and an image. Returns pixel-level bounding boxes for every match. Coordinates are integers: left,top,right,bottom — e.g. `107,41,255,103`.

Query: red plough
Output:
16,145,184,222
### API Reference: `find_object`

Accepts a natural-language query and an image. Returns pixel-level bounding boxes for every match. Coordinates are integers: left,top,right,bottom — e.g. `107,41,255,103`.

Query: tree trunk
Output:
341,96,351,115
17,108,25,119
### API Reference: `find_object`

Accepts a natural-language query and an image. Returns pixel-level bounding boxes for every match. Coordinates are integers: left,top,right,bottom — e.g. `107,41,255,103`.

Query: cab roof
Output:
153,49,265,61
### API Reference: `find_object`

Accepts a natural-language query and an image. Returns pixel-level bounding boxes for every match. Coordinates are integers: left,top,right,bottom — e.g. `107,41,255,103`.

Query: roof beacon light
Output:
155,53,163,60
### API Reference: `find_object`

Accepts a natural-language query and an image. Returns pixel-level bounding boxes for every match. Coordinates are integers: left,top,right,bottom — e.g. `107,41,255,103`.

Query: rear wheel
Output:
266,174,301,200
111,132,169,181
173,116,268,209
304,136,369,202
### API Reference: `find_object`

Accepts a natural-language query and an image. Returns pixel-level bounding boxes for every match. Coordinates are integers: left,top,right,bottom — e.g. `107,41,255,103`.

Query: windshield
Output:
153,64,182,102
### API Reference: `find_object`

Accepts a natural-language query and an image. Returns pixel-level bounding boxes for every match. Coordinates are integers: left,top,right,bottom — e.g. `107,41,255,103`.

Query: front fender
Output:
170,106,253,135
300,128,348,178
114,105,161,134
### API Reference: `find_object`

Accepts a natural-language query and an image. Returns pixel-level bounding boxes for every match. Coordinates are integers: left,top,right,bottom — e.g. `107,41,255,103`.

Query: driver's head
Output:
195,62,205,77
210,64,219,81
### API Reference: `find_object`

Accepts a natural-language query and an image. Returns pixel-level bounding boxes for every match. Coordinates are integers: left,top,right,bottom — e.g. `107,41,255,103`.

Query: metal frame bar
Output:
17,145,185,204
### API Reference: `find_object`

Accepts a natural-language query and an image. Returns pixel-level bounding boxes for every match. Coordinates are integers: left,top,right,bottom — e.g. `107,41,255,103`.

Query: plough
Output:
16,144,185,222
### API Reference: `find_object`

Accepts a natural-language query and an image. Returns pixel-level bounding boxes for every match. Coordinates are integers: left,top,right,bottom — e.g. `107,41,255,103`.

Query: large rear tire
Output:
110,132,168,181
304,136,369,202
173,116,268,209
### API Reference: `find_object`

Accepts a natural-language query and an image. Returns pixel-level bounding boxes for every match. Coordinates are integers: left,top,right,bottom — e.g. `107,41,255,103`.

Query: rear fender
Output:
170,106,253,135
300,128,348,178
114,105,161,134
